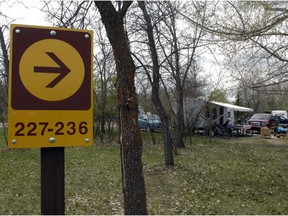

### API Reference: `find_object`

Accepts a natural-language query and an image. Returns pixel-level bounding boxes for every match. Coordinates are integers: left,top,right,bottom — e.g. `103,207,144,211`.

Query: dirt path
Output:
229,133,288,146
264,134,288,145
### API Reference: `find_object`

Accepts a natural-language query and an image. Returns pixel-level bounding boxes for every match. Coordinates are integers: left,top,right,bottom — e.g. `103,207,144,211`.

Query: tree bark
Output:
95,2,147,215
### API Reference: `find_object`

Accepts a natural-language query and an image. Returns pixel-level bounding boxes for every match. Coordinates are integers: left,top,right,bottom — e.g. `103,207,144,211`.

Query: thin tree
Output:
156,1,208,147
93,20,117,143
137,1,174,166
0,22,10,144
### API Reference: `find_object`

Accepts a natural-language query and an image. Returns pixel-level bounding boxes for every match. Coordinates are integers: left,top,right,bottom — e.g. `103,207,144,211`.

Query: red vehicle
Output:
247,113,278,131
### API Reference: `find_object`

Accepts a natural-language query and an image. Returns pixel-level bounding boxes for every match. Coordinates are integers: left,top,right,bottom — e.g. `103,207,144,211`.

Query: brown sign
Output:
10,25,92,110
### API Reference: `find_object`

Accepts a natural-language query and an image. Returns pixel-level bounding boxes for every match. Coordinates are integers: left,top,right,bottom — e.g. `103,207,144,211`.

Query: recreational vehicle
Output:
179,98,253,131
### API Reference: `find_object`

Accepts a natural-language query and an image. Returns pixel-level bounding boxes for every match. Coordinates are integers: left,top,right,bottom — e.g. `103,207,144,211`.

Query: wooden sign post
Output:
41,148,65,215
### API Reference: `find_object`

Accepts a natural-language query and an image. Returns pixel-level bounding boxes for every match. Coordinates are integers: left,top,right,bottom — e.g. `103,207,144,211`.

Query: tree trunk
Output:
170,10,185,148
0,26,9,90
95,2,147,215
0,26,9,145
138,1,174,166
176,85,185,148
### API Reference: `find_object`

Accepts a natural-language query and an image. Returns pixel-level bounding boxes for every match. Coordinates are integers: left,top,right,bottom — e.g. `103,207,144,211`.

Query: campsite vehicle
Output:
138,114,162,132
179,98,254,131
270,110,288,128
247,113,278,131
273,116,288,128
271,110,288,119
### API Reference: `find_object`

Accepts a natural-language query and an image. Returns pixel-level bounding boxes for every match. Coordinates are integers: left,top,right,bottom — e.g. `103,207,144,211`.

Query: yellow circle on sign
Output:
19,39,85,101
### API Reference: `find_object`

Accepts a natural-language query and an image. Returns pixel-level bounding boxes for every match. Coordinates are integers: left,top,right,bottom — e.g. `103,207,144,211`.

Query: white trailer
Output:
180,98,253,130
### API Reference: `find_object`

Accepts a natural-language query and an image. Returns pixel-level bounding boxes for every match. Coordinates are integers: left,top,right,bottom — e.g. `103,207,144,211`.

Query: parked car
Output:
274,115,288,128
247,113,278,131
271,110,288,119
138,114,162,132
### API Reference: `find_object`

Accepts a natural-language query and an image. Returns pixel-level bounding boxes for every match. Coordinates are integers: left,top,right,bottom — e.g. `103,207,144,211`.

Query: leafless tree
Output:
135,1,174,166
155,1,209,147
93,18,117,143
0,1,13,144
182,1,288,111
42,1,94,29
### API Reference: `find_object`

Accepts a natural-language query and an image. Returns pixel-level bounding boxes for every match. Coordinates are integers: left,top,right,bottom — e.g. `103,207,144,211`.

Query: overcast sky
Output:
2,0,50,26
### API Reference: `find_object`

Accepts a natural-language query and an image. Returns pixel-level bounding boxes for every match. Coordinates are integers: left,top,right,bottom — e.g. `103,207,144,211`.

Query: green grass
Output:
1,129,288,214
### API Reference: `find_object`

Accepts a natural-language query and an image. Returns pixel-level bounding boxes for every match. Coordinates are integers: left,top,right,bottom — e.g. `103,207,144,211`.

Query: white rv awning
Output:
210,101,254,112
